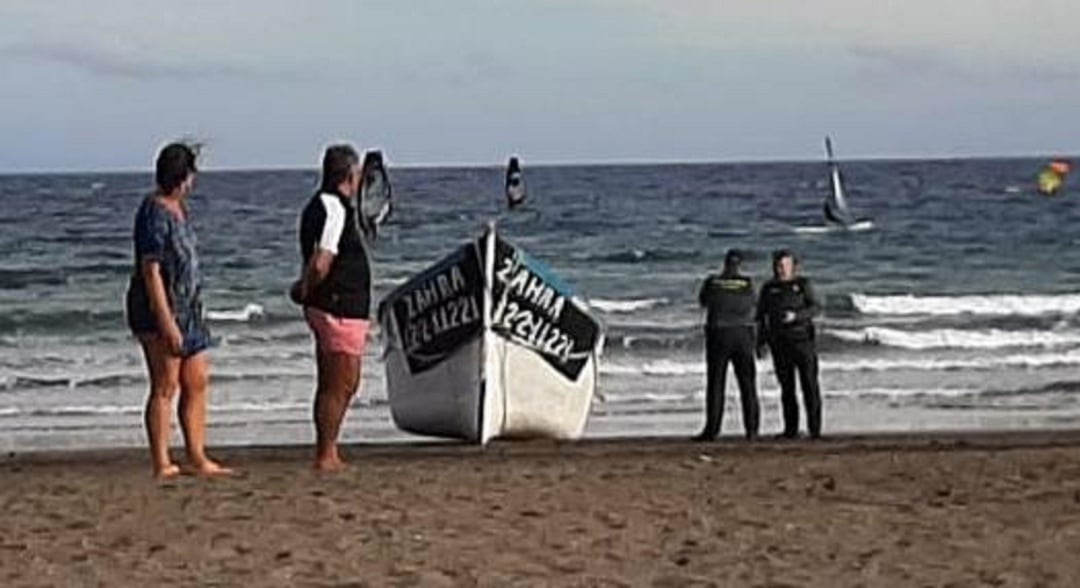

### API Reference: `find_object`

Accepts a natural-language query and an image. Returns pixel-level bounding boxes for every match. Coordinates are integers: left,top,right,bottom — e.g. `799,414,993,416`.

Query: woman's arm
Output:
141,259,183,355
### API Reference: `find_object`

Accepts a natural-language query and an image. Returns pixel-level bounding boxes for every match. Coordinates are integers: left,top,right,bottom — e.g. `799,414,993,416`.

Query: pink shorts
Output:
304,307,370,356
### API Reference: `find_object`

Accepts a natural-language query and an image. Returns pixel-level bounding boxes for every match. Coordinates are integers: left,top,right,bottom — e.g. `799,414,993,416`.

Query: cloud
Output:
847,44,980,85
2,41,267,80
0,1,322,81
587,1,1080,74
436,51,518,87
848,42,1080,88
1,0,1079,171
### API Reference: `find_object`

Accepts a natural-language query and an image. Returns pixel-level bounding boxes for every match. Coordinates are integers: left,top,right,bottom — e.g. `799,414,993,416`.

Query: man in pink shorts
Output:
292,144,372,471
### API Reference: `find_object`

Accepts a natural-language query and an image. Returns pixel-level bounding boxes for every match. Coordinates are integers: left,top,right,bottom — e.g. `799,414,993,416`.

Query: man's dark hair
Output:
724,248,744,267
321,144,360,193
155,142,198,193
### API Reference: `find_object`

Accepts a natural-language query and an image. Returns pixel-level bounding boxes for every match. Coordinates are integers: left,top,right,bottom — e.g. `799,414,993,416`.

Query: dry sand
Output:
2,431,1080,587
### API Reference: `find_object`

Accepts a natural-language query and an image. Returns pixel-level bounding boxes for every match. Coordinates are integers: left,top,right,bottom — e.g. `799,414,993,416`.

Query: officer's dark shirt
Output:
756,277,819,342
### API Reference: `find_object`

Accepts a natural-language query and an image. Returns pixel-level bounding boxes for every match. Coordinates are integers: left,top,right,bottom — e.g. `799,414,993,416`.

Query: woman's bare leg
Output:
139,336,181,479
178,351,231,475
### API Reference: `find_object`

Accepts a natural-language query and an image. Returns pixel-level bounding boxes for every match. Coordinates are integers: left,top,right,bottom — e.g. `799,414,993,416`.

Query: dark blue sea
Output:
3,158,1080,451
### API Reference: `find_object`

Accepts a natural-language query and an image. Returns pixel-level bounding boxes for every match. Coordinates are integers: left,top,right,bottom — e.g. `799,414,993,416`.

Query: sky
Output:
1,0,1079,172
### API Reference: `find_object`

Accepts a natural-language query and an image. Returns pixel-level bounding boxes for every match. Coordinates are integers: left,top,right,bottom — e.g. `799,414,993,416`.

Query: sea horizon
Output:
0,151,1075,178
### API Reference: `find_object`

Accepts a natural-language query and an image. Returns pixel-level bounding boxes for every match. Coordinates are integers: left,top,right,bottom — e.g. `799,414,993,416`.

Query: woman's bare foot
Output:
154,464,182,479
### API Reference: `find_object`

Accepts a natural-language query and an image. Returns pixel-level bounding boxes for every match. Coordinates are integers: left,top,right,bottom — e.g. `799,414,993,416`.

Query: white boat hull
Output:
378,227,603,444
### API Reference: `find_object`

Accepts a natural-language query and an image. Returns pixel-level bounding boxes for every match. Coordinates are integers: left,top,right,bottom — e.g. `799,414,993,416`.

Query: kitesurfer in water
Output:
756,249,823,439
694,249,760,441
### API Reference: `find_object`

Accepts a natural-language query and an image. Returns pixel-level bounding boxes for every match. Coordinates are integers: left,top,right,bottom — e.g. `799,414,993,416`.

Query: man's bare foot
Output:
186,459,234,477
313,457,347,472
154,464,182,479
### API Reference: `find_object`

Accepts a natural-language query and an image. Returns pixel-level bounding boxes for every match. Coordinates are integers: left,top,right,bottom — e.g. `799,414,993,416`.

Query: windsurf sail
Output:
505,156,526,209
358,149,392,237
1037,160,1070,196
824,137,856,226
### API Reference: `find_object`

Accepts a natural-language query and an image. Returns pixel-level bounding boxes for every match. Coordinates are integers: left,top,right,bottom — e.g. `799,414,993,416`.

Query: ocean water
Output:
2,158,1080,451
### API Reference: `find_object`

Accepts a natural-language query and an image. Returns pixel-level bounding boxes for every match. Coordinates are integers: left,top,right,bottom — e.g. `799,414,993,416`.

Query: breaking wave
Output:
851,293,1080,317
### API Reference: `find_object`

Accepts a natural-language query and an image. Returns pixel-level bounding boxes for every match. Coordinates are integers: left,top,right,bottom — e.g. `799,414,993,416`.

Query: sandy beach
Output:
2,431,1080,587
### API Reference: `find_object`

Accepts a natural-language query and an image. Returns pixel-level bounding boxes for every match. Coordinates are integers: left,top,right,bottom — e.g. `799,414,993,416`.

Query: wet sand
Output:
3,431,1080,586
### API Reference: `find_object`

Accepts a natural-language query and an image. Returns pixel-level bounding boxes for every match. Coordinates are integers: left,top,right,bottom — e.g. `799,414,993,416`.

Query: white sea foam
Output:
602,349,1080,377
793,225,837,235
37,405,142,416
207,303,265,322
794,221,874,234
828,351,1080,372
12,400,315,419
603,359,704,377
0,371,142,390
595,387,982,406
604,318,699,330
829,327,1080,350
851,293,1080,317
212,401,310,413
594,390,699,405
375,277,408,288
589,297,668,313
0,366,319,391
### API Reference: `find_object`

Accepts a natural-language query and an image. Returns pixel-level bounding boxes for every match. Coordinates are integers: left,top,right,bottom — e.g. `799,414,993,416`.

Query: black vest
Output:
299,192,371,319
700,273,755,328
759,277,815,341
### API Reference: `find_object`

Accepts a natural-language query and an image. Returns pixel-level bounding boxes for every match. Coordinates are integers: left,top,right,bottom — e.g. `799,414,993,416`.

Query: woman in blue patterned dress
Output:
125,143,231,478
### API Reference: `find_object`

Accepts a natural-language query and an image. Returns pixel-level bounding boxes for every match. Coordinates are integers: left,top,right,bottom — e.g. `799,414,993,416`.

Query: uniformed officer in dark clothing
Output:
694,249,760,441
756,249,822,439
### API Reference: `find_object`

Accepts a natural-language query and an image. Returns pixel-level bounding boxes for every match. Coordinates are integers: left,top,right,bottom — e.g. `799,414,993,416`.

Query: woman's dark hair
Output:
155,142,199,193
321,144,360,193
773,248,797,265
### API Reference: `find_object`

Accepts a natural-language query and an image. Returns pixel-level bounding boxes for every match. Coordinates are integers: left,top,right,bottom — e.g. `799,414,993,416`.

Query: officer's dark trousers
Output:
701,326,760,438
769,335,822,438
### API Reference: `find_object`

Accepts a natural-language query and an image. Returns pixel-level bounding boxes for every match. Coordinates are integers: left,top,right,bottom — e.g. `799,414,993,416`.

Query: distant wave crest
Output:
589,297,668,313
851,293,1080,317
0,367,313,392
0,400,322,419
586,248,701,264
602,349,1080,377
828,327,1080,350
207,303,265,322
0,373,143,391
593,387,984,409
